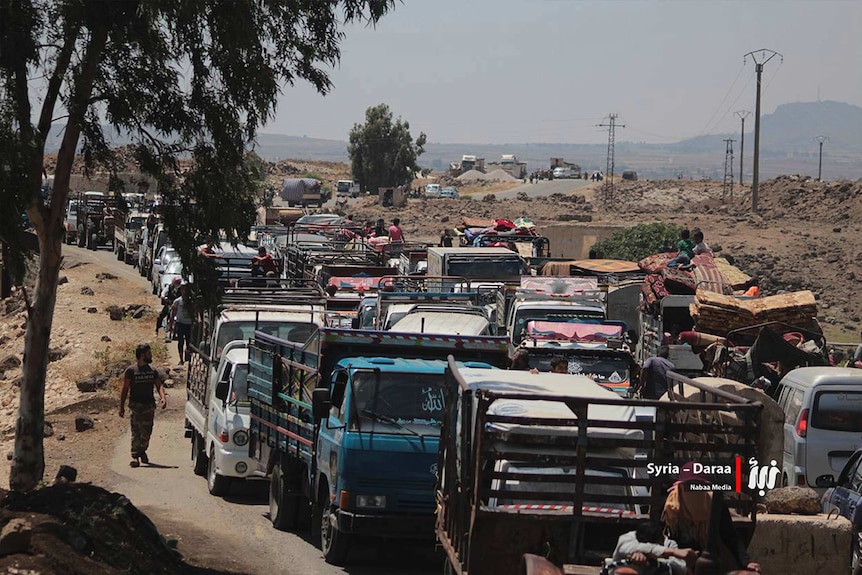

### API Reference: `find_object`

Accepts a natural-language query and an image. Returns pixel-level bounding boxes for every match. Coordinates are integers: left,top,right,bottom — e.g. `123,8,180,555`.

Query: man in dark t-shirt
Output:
120,344,167,467
640,346,674,399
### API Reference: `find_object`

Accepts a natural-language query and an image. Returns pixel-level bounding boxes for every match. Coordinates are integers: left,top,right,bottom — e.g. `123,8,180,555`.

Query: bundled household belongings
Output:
690,289,819,336
638,252,743,315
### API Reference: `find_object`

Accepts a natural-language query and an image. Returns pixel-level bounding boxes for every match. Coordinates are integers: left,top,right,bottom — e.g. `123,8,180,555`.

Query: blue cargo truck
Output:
248,327,508,565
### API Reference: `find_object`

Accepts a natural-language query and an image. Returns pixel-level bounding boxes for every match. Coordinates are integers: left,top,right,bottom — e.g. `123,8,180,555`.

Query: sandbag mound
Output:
660,377,783,467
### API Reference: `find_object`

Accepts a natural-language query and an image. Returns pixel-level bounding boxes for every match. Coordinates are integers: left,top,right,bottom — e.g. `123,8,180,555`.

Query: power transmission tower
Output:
744,49,783,213
815,135,828,181
734,110,751,186
598,114,625,205
722,139,735,203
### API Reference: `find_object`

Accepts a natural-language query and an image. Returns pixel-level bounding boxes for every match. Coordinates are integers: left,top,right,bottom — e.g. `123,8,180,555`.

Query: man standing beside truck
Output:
120,344,167,468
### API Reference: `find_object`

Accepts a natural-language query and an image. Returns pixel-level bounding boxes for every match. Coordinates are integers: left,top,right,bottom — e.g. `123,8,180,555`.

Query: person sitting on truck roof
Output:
251,246,278,277
608,520,693,575
667,229,695,268
662,467,761,574
371,218,388,238
691,229,713,257
639,346,674,399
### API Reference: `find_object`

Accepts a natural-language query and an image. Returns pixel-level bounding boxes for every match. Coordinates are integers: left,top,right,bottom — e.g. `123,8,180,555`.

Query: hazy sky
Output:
266,0,862,145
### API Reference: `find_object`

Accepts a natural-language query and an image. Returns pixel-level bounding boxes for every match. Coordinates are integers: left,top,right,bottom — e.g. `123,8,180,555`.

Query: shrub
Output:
591,222,683,262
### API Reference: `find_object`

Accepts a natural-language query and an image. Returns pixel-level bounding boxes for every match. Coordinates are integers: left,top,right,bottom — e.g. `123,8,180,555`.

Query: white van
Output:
775,367,862,491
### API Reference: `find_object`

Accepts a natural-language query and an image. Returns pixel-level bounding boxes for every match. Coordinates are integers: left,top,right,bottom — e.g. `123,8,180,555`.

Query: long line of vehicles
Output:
99,210,862,573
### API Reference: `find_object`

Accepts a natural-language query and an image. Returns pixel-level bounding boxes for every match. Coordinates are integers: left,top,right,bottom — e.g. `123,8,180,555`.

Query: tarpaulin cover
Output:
570,259,641,274
328,276,378,291
520,276,598,294
526,321,623,342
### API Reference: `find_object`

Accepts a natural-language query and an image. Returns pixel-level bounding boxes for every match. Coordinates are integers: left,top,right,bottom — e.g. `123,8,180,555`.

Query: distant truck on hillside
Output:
280,178,325,207
499,154,527,179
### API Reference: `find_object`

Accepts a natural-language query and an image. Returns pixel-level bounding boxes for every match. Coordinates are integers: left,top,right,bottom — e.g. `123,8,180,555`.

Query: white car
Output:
425,184,441,198
151,246,179,294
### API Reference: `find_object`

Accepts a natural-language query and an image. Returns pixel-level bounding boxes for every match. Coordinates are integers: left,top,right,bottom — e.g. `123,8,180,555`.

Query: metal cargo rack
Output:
437,366,763,575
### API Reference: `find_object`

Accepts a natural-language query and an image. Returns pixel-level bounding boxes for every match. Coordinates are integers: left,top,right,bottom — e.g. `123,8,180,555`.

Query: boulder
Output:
80,286,94,296
763,486,822,515
55,465,77,483
107,305,124,321
47,347,68,362
0,518,32,557
75,378,98,393
0,355,21,370
101,335,112,342
42,421,54,438
87,307,98,314
95,272,118,280
74,414,94,432
58,276,68,285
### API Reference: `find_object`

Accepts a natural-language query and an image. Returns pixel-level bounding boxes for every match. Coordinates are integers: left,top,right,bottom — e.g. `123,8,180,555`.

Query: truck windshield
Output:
530,355,630,395
231,364,249,404
512,310,605,345
216,321,316,359
447,260,521,280
127,217,147,232
351,371,445,433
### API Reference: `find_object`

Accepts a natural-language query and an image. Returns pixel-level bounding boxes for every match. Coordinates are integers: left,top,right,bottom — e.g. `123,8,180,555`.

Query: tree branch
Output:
38,22,82,142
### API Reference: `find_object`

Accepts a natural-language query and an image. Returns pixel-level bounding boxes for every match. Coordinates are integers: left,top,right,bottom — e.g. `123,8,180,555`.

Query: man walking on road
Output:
170,284,194,364
120,344,167,467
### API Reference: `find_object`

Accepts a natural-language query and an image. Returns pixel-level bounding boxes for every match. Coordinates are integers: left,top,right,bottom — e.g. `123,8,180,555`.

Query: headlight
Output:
232,430,249,447
355,495,387,509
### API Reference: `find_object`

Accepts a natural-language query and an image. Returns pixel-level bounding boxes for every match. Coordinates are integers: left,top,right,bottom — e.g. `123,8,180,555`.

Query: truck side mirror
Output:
215,378,229,402
312,388,331,420
815,474,836,488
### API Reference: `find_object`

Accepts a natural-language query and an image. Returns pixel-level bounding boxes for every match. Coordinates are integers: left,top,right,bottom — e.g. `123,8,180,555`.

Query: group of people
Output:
606,467,760,575
668,228,713,269
155,277,194,364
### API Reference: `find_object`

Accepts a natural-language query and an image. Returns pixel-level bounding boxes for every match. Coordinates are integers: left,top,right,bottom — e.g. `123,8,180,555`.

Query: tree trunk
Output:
9,20,108,492
9,231,62,492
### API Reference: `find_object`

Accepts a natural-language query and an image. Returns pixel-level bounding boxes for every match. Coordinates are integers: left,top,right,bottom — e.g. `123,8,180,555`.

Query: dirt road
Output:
31,246,441,575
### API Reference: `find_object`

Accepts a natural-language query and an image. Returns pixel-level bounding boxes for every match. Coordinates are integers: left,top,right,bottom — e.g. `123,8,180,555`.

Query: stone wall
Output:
748,513,851,574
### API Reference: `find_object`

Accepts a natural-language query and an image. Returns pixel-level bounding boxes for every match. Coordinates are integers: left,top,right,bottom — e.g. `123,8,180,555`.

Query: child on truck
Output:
606,520,693,575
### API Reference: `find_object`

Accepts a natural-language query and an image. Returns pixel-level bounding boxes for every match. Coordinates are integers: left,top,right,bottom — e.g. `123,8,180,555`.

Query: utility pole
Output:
744,49,783,213
815,135,828,181
734,110,751,186
722,139,735,203
597,114,625,205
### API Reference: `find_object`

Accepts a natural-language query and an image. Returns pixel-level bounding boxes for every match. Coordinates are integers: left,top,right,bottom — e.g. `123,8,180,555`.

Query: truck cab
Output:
315,357,492,561
185,342,255,495
501,292,606,355
638,295,703,374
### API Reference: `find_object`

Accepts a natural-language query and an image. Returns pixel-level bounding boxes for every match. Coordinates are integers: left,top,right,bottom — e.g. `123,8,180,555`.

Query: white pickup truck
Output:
184,287,326,495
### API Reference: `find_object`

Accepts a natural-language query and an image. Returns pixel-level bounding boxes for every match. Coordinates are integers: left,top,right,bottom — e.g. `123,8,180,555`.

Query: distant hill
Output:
42,100,862,180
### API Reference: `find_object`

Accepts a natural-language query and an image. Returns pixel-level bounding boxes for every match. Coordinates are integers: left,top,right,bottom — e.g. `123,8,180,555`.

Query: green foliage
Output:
591,222,683,262
348,103,427,194
0,0,396,488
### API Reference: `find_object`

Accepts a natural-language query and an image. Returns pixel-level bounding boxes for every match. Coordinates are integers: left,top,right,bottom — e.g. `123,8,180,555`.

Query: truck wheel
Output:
319,486,351,565
88,233,97,251
207,448,230,496
269,465,299,531
191,434,208,476
116,246,124,261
